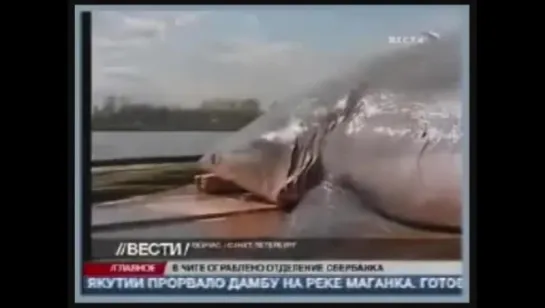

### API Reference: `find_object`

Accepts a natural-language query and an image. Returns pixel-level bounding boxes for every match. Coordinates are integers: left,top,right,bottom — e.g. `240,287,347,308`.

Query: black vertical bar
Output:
469,2,477,305
81,11,92,261
67,3,75,303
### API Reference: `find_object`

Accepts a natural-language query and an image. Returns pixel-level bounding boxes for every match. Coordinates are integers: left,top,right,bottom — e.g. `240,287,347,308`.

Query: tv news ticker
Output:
82,261,463,295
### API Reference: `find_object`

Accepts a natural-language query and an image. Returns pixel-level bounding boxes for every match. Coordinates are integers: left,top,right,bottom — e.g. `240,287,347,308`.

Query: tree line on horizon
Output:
92,96,264,132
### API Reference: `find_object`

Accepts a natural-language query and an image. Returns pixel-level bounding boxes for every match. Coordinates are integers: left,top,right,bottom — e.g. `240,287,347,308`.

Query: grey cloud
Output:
120,15,167,40
93,14,168,52
211,39,301,66
93,36,149,49
101,66,144,81
92,9,465,107
174,11,210,27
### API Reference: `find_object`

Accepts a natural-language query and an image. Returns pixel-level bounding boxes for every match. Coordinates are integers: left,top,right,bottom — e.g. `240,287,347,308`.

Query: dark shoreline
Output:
92,155,202,167
92,129,239,132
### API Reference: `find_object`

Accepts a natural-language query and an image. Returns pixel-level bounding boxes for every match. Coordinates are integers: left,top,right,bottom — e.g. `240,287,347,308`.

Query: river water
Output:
92,131,233,160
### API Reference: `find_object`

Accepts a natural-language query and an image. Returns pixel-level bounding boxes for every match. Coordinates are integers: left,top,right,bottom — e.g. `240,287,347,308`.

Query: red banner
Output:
83,262,166,276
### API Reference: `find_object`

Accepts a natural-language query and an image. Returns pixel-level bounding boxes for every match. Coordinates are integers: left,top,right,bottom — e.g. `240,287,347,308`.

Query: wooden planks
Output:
92,163,202,204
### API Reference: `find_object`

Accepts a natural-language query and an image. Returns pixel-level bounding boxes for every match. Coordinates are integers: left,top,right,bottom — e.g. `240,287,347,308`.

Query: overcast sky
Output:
92,5,467,108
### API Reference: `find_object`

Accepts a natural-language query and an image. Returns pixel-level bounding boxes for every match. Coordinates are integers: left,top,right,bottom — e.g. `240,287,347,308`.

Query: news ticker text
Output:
82,261,463,295
83,276,462,295
84,261,462,275
92,238,460,260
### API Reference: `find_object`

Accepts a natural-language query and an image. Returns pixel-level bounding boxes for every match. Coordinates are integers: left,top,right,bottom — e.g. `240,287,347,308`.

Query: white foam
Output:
372,126,412,137
261,119,307,143
334,95,348,110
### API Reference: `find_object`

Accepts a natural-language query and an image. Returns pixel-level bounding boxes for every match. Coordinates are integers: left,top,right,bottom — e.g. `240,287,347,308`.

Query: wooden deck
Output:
91,162,461,260
92,162,202,204
92,185,278,231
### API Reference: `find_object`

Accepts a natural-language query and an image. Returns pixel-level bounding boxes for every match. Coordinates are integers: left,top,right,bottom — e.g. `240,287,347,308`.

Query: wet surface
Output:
92,185,277,231
92,184,461,259
93,184,459,239
93,210,288,239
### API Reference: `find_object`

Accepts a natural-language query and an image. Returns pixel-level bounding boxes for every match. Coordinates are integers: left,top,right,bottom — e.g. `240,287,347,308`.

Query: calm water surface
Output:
92,131,232,160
